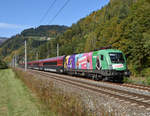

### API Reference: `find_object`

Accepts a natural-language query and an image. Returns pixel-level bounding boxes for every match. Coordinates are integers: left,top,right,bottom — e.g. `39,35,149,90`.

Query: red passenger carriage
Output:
27,56,65,73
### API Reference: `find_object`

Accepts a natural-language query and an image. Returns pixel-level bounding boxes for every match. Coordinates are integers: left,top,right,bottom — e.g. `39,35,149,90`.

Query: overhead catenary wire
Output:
39,0,57,25
48,0,71,24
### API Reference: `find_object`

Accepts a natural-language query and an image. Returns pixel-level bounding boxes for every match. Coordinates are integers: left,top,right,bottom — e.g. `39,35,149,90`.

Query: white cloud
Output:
0,22,29,29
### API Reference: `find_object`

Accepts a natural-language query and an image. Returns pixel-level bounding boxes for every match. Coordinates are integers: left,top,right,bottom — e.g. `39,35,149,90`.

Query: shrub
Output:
0,59,8,69
123,77,134,83
141,68,150,77
146,77,150,85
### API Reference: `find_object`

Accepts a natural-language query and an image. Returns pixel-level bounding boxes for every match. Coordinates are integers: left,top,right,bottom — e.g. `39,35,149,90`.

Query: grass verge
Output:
14,69,93,116
124,76,150,86
0,69,54,116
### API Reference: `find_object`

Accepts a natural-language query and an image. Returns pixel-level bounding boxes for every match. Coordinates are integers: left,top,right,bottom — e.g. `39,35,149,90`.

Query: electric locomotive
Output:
64,49,130,81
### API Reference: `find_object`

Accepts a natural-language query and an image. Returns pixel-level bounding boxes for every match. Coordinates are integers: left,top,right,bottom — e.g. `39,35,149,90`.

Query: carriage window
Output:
43,62,57,66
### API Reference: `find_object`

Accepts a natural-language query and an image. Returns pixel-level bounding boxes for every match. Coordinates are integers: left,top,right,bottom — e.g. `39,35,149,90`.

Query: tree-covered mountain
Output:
0,37,8,39
0,25,68,62
21,25,68,37
0,37,8,45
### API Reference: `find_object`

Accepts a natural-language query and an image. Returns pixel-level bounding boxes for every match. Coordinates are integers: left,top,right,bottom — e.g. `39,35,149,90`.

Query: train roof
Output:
97,49,123,53
28,55,65,64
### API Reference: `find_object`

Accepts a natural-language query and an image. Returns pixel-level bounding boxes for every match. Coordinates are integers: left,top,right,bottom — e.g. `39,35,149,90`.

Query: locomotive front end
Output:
107,51,130,77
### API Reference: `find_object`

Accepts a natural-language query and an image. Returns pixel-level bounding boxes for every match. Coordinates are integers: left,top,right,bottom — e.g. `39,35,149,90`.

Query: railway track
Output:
27,69,150,111
123,83,150,92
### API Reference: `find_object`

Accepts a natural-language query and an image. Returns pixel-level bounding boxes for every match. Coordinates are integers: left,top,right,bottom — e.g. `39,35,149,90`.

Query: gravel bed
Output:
42,72,150,97
51,79,150,116
28,70,150,116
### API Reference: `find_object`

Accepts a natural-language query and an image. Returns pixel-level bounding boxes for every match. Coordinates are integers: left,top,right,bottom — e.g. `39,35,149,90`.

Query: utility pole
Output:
47,42,50,57
57,43,59,57
14,53,17,68
36,51,39,60
13,55,15,68
25,40,27,71
14,54,16,68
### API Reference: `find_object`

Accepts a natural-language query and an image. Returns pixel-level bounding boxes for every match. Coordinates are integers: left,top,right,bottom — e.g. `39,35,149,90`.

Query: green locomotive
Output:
64,49,130,82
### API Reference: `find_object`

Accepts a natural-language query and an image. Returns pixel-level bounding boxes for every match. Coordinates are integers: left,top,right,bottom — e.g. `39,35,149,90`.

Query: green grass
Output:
124,76,150,86
14,69,92,116
0,69,55,116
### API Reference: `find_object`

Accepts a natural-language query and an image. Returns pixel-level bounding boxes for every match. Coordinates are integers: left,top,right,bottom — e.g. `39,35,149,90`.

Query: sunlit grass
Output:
14,69,92,116
0,69,54,116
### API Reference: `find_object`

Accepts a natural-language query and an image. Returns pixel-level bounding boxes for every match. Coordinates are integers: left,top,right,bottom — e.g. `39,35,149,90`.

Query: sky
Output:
0,0,109,38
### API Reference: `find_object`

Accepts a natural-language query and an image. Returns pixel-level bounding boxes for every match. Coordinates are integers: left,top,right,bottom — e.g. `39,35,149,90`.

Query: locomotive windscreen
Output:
109,53,125,63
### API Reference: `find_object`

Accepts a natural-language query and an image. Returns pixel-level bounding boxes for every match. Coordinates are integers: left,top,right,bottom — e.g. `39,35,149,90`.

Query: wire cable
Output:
39,0,57,25
48,0,71,24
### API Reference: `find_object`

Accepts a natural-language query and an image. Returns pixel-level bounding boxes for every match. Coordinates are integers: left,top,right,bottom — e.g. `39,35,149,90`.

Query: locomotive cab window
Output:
109,53,125,63
100,55,104,61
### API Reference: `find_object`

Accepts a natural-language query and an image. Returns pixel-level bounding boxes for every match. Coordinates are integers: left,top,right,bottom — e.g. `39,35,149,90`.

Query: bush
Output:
0,59,8,69
123,77,134,83
141,68,150,77
146,77,150,85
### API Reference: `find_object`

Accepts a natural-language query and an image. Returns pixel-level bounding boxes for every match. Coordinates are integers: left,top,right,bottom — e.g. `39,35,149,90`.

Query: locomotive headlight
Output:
109,64,113,69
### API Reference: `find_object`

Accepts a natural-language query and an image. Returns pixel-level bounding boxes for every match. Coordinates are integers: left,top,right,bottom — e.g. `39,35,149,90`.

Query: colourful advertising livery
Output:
26,48,130,82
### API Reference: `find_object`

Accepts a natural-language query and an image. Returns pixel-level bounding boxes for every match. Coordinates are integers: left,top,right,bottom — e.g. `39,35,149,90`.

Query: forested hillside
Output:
0,0,150,76
56,0,150,76
0,25,68,62
21,25,68,37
